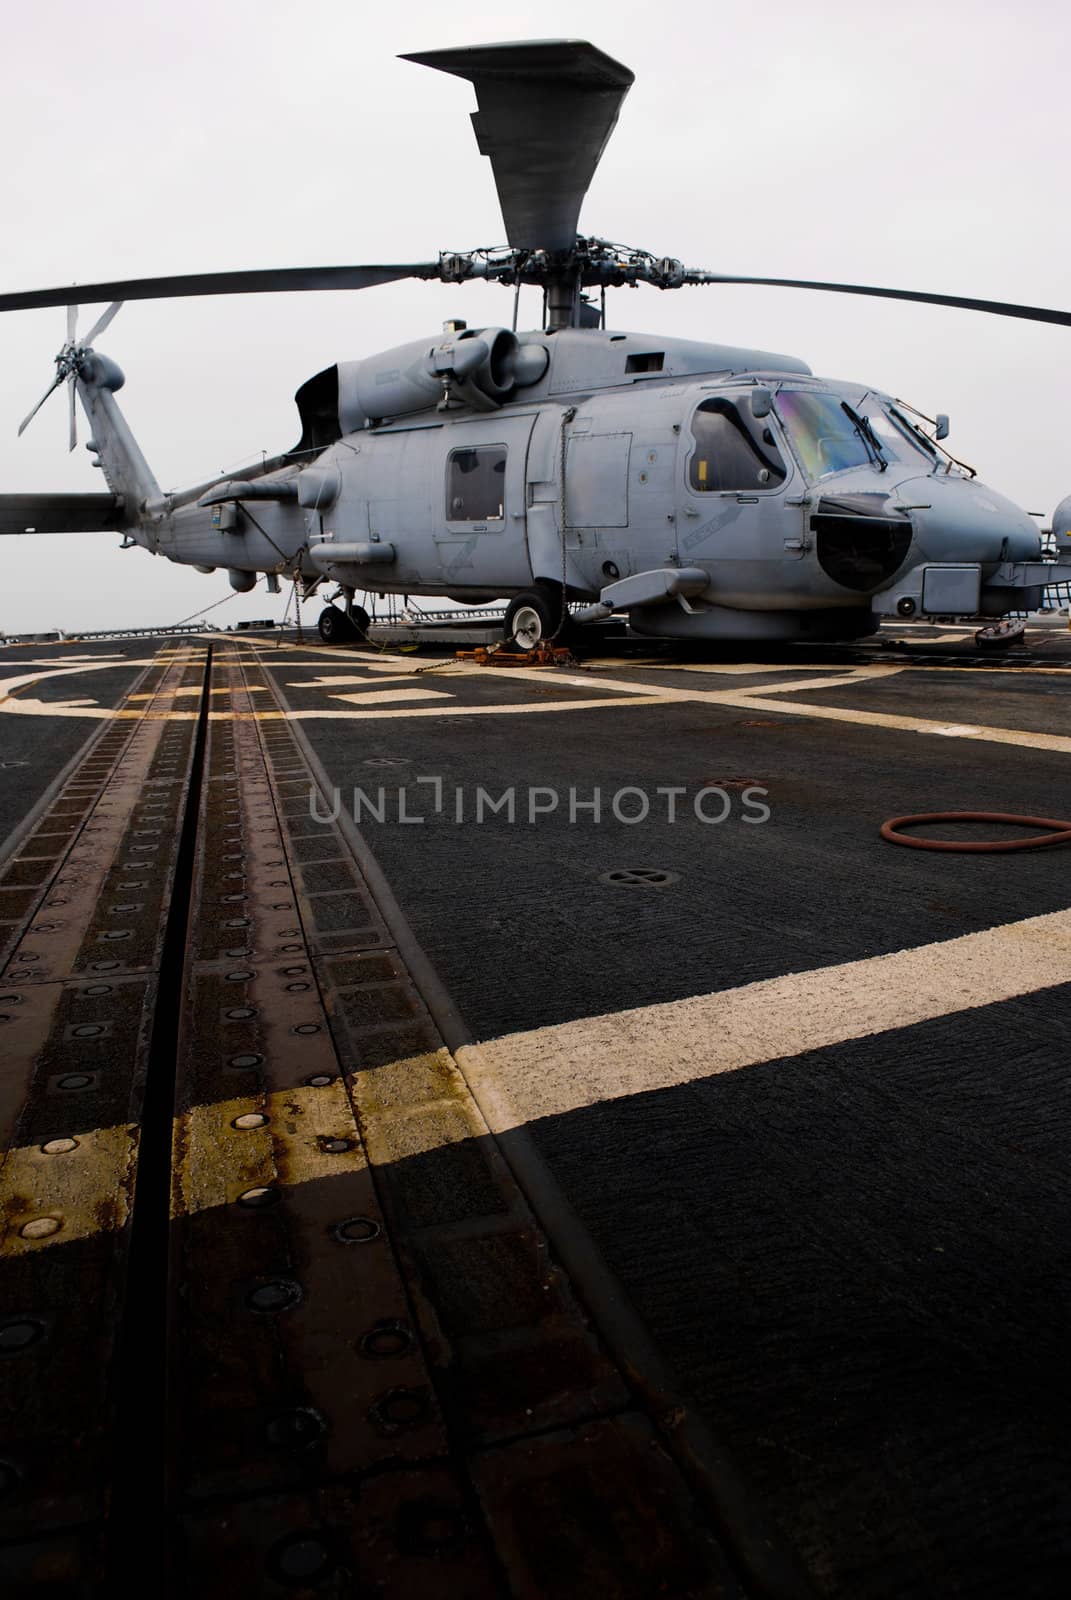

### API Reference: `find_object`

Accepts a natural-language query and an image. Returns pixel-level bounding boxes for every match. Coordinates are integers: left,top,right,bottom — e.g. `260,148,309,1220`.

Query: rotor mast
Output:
545,266,581,331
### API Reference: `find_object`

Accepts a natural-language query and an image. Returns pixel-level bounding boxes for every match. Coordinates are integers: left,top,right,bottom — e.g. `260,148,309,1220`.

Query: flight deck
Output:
1,624,1069,1598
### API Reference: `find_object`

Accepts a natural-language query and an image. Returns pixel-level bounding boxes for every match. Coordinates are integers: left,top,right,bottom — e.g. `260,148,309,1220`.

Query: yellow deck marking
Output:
0,659,159,703
13,904,1071,1240
458,906,1071,1132
125,684,267,701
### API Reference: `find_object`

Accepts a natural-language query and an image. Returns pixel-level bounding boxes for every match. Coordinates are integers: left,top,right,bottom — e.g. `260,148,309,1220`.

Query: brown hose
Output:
881,812,1071,852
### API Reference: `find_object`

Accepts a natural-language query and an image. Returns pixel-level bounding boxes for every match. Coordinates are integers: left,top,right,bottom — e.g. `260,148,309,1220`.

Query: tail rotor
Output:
16,300,124,450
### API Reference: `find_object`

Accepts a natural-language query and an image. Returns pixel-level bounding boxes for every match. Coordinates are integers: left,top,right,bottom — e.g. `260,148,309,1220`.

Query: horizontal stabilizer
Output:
0,493,125,535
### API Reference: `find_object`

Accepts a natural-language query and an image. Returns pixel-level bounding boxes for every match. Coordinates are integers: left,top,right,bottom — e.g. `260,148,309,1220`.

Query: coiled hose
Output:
881,812,1071,852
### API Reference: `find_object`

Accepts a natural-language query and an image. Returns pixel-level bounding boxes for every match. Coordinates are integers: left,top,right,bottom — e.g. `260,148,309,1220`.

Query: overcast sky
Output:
1,0,1069,633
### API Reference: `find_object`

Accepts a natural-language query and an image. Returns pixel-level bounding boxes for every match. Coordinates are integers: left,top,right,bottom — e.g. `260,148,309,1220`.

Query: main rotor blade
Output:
689,272,1071,328
0,263,442,316
82,299,124,346
17,372,63,436
404,40,633,252
67,375,77,452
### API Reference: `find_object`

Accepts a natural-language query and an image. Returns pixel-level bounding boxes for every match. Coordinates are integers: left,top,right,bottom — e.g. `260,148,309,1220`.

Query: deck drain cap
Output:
599,867,680,888
358,1319,414,1359
264,1407,326,1451
368,1385,430,1435
334,1216,381,1244
247,1279,302,1314
267,1533,334,1586
0,1319,46,1354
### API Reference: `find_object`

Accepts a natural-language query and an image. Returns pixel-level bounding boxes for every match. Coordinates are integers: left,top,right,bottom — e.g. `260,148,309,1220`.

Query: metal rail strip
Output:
165,637,752,1595
0,643,208,1587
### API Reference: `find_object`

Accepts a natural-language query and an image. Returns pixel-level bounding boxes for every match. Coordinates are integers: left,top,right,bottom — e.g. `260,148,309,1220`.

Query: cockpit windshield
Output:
774,391,873,480
776,388,940,482
858,395,939,466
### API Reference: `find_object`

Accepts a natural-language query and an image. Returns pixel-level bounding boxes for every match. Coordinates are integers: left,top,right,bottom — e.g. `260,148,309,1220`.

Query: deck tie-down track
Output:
0,640,794,1598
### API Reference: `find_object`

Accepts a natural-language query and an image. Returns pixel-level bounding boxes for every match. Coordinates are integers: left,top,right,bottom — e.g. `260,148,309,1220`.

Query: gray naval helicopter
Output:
3,39,1071,649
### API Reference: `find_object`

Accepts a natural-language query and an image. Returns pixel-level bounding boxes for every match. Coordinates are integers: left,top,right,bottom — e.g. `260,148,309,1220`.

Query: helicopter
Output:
2,38,1069,649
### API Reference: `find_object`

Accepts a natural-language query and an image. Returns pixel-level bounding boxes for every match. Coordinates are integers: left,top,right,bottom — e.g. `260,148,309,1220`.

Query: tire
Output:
347,604,371,641
503,588,560,652
318,605,371,645
318,607,353,644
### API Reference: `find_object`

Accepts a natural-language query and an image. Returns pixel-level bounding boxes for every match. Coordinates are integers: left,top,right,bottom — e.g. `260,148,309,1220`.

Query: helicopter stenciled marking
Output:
678,504,749,554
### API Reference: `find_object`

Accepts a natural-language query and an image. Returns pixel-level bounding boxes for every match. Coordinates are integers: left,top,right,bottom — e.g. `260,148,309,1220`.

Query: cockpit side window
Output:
446,446,506,522
687,399,786,493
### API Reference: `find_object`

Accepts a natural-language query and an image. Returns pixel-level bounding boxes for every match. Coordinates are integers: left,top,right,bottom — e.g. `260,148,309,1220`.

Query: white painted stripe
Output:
720,667,906,695
457,907,1071,1132
474,661,1071,755
287,694,678,720
722,691,1071,754
285,674,425,687
329,688,453,706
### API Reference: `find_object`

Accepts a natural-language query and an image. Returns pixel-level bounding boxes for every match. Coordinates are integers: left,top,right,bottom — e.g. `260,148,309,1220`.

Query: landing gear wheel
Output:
503,588,563,652
318,604,370,644
346,603,371,642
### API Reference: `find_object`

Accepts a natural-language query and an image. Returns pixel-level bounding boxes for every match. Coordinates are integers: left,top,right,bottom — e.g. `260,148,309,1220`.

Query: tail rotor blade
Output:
67,376,77,452
82,299,123,347
17,372,64,436
66,304,78,344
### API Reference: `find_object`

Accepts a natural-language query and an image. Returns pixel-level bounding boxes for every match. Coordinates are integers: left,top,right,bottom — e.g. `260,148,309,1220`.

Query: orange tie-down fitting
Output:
454,643,577,667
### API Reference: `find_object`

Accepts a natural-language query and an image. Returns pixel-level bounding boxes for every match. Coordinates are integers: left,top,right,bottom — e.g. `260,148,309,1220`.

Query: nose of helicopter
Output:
892,475,1041,567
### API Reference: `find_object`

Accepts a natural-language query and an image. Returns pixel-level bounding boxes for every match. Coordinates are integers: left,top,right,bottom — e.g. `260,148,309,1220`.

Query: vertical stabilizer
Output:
75,353,160,529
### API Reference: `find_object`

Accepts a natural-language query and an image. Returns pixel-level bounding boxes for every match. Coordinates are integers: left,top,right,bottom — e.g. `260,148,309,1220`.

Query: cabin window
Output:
446,446,506,522
687,400,786,492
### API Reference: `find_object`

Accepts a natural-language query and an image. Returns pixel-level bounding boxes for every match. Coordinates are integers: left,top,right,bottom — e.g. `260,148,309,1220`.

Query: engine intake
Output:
336,328,547,431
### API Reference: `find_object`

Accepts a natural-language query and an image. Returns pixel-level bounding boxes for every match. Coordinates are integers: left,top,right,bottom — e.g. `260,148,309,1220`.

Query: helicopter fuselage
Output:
94,324,1052,641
